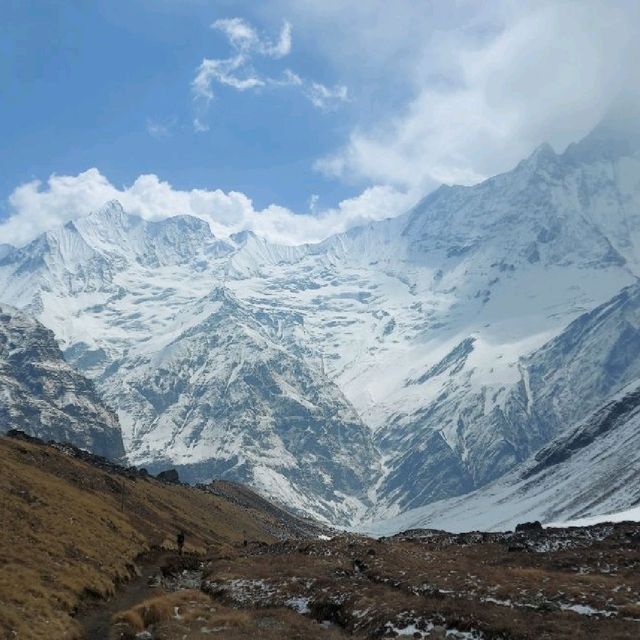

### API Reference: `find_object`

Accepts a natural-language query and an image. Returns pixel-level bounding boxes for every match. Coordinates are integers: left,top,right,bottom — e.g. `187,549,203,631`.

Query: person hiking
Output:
177,530,185,555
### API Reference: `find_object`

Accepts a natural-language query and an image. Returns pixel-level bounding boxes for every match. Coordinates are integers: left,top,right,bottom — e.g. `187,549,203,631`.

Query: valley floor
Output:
116,525,640,640
2,433,640,639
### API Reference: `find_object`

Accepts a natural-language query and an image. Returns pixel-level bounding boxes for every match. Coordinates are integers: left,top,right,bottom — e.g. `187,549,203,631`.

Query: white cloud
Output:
212,18,292,59
0,169,414,248
212,17,258,53
192,117,209,133
192,18,291,111
267,20,292,58
308,193,319,213
193,55,264,101
192,16,348,127
274,1,640,192
275,68,303,87
146,118,175,140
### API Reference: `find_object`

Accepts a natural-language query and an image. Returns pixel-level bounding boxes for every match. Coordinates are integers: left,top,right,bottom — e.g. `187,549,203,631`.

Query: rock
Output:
515,521,543,532
156,468,180,484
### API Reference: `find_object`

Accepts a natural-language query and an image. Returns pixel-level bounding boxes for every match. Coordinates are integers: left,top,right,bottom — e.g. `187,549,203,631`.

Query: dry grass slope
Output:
0,435,310,639
4,433,640,640
197,531,640,639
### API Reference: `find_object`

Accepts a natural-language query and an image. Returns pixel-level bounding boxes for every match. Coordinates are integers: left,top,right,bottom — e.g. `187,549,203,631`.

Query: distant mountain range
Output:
2,120,640,528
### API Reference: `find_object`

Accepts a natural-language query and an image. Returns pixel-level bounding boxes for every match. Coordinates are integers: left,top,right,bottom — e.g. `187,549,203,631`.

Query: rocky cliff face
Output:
0,202,380,524
366,376,640,534
0,304,125,459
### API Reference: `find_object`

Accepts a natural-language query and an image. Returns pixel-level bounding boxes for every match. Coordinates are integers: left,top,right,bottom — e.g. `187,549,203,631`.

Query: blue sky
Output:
1,0,359,211
1,1,638,246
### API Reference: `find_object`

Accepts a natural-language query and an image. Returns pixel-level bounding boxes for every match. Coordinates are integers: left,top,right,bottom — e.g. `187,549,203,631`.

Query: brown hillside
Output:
0,433,321,639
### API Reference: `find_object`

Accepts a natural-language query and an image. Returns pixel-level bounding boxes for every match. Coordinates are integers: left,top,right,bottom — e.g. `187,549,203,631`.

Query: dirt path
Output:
77,549,172,639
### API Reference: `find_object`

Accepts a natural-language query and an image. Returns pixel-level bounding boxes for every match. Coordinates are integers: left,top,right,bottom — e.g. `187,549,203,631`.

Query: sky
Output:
1,0,639,247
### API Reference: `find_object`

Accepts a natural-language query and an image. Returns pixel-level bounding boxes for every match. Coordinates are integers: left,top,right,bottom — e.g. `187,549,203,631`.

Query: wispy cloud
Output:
192,117,210,133
305,82,348,111
146,117,175,140
192,16,348,129
213,17,292,58
193,55,264,101
274,68,303,87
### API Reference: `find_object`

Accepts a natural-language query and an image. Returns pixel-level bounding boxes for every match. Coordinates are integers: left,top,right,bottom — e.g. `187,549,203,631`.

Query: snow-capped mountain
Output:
1,121,639,526
101,286,379,523
365,378,640,534
0,304,125,459
0,202,380,523
224,121,640,520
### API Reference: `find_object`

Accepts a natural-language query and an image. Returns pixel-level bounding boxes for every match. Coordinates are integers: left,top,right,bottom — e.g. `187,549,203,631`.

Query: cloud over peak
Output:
282,1,640,193
0,169,413,249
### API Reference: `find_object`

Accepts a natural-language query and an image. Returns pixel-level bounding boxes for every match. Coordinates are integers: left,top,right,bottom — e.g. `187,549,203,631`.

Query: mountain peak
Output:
150,214,213,239
0,303,125,459
563,119,640,164
530,141,556,162
230,229,258,245
83,200,132,229
98,199,125,214
516,141,558,173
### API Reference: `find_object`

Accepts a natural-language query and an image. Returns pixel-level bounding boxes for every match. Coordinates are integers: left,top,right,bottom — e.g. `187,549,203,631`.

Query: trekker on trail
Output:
177,530,185,555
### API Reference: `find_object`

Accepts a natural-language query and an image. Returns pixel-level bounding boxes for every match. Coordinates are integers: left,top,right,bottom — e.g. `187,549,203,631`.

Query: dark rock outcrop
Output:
0,305,125,460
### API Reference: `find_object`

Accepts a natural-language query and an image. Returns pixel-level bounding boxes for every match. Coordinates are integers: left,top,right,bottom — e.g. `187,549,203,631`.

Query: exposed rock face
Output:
107,287,379,523
0,304,125,459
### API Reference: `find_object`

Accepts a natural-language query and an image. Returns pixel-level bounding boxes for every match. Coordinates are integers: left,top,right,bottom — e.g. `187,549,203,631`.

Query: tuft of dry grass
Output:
150,599,347,640
112,590,210,631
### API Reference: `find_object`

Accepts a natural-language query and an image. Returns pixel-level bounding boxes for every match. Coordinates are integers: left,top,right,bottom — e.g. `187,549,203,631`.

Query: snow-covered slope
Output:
102,286,379,523
363,284,640,533
1,122,639,525
363,379,640,535
0,202,379,523
226,122,640,520
0,304,125,459
546,506,640,528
